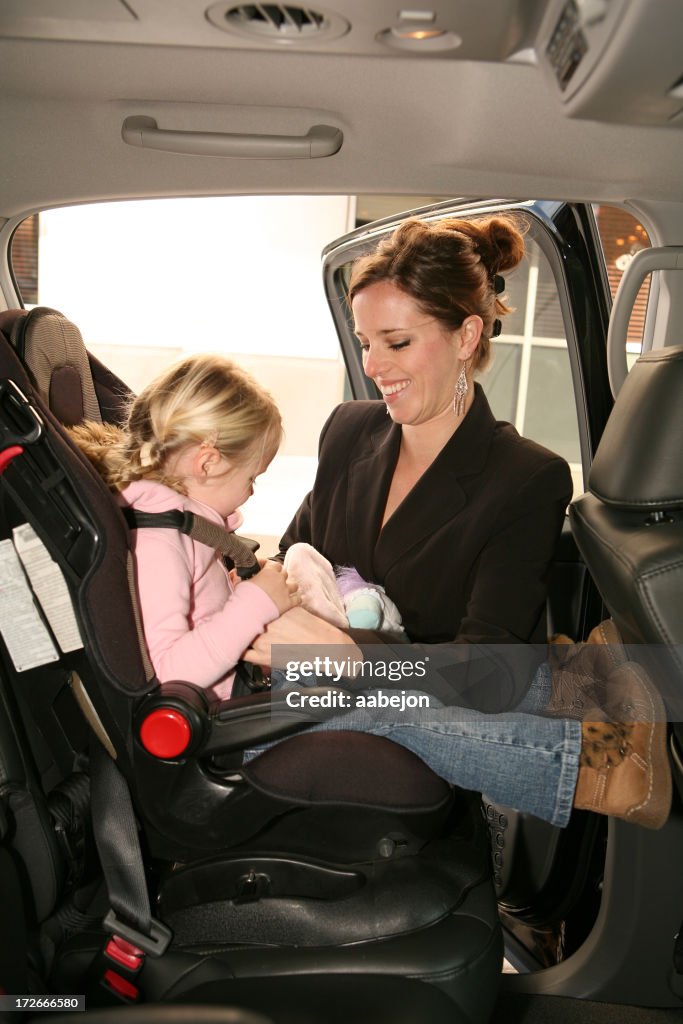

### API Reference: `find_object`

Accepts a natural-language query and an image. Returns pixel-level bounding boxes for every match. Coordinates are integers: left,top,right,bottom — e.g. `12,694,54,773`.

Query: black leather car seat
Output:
564,345,683,1007
570,345,683,782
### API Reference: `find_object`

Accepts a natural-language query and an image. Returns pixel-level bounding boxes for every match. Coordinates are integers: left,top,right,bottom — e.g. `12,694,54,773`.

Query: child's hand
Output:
248,560,299,615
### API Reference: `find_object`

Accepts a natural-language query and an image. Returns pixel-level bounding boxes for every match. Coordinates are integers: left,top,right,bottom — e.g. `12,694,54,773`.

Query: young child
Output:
69,354,298,701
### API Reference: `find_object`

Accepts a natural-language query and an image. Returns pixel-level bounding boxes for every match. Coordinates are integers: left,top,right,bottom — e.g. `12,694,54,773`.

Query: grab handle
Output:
607,245,683,397
122,116,343,159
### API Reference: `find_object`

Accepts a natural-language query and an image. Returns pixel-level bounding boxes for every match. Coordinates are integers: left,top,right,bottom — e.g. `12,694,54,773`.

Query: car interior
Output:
1,1,683,1022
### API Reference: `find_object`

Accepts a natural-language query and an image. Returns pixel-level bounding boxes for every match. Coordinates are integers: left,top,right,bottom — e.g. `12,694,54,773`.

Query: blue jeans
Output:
250,663,581,828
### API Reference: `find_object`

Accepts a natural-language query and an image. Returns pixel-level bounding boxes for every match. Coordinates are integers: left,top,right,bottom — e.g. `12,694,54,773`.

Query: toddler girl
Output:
70,354,298,701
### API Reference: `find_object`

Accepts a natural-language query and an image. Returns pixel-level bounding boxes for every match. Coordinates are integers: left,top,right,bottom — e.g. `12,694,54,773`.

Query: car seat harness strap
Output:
122,508,269,695
122,507,260,579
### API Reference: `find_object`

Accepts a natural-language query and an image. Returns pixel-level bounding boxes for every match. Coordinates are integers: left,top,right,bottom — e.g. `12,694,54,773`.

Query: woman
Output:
244,214,671,830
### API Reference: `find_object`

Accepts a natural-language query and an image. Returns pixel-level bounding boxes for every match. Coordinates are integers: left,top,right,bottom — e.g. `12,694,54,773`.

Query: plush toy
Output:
335,566,404,632
283,542,404,634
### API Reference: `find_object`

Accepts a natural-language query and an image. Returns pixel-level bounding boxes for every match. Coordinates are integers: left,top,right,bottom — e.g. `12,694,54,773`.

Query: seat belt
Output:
89,738,171,957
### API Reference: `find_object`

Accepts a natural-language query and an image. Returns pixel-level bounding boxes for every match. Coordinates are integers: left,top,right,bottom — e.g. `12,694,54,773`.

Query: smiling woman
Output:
255,213,575,699
348,215,527,520
242,211,671,834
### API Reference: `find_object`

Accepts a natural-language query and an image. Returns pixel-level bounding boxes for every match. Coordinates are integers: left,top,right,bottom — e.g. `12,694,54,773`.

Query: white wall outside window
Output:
35,195,356,551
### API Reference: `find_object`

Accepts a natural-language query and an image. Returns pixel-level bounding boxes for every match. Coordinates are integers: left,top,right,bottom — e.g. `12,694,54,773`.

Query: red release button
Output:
139,708,191,758
105,936,145,972
102,969,140,1002
0,445,24,475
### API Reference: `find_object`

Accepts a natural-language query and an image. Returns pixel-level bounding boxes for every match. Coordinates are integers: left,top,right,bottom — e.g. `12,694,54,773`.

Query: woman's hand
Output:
243,605,360,669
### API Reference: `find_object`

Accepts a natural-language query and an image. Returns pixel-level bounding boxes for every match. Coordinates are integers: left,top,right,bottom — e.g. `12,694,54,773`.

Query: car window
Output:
593,204,652,370
10,198,592,522
9,197,355,554
482,232,581,496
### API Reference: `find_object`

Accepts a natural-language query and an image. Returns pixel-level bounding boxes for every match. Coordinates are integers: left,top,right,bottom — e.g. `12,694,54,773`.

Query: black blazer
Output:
279,385,573,711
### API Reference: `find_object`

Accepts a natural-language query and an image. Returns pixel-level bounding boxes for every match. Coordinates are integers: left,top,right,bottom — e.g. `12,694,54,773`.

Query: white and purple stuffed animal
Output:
283,542,404,634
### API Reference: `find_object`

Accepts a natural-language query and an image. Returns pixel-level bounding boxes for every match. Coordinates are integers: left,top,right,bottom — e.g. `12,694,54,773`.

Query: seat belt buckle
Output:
92,912,172,1005
103,909,172,957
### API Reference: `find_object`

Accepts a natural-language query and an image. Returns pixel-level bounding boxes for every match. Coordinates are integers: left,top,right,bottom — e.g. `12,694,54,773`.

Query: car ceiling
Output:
0,0,682,218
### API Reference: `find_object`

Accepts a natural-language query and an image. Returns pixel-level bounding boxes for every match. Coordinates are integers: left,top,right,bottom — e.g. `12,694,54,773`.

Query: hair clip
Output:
139,441,155,467
494,275,505,294
491,319,502,338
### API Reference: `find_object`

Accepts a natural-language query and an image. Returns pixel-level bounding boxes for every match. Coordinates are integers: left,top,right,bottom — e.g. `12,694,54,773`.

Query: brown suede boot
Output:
573,661,672,830
547,619,627,720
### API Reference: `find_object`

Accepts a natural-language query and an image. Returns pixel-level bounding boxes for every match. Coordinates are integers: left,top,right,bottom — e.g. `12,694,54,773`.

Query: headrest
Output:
589,346,683,510
11,306,101,426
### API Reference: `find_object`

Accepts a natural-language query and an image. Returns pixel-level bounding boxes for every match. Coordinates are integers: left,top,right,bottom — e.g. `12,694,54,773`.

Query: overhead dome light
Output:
377,10,461,53
392,26,446,41
377,25,462,52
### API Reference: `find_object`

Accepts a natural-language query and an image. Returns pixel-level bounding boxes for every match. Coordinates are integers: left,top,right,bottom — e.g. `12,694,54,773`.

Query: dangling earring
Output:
453,361,469,417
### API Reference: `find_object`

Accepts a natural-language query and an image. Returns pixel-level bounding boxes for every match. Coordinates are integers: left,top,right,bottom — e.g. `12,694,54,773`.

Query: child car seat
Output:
0,666,481,1024
0,310,501,1020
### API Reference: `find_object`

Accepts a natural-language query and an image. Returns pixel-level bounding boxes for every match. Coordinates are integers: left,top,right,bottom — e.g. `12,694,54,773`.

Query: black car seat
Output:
0,688,474,1024
0,702,464,1024
0,564,479,1024
0,310,502,1021
569,244,683,787
561,255,683,1006
570,344,683,783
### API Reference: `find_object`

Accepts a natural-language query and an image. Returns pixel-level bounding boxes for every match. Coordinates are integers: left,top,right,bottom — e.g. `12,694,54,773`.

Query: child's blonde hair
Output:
69,354,282,493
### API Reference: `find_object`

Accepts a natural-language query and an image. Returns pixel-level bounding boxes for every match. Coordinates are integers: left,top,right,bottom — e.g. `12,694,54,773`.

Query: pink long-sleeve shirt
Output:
120,479,279,701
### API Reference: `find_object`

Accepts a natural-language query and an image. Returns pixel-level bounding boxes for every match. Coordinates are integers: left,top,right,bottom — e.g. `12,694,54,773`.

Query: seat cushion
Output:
242,730,452,808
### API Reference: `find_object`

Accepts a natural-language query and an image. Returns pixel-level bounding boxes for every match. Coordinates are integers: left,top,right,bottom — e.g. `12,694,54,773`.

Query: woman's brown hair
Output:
348,214,526,371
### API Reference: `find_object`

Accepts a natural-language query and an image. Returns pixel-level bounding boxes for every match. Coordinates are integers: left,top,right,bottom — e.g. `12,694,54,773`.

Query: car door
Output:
321,197,619,968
